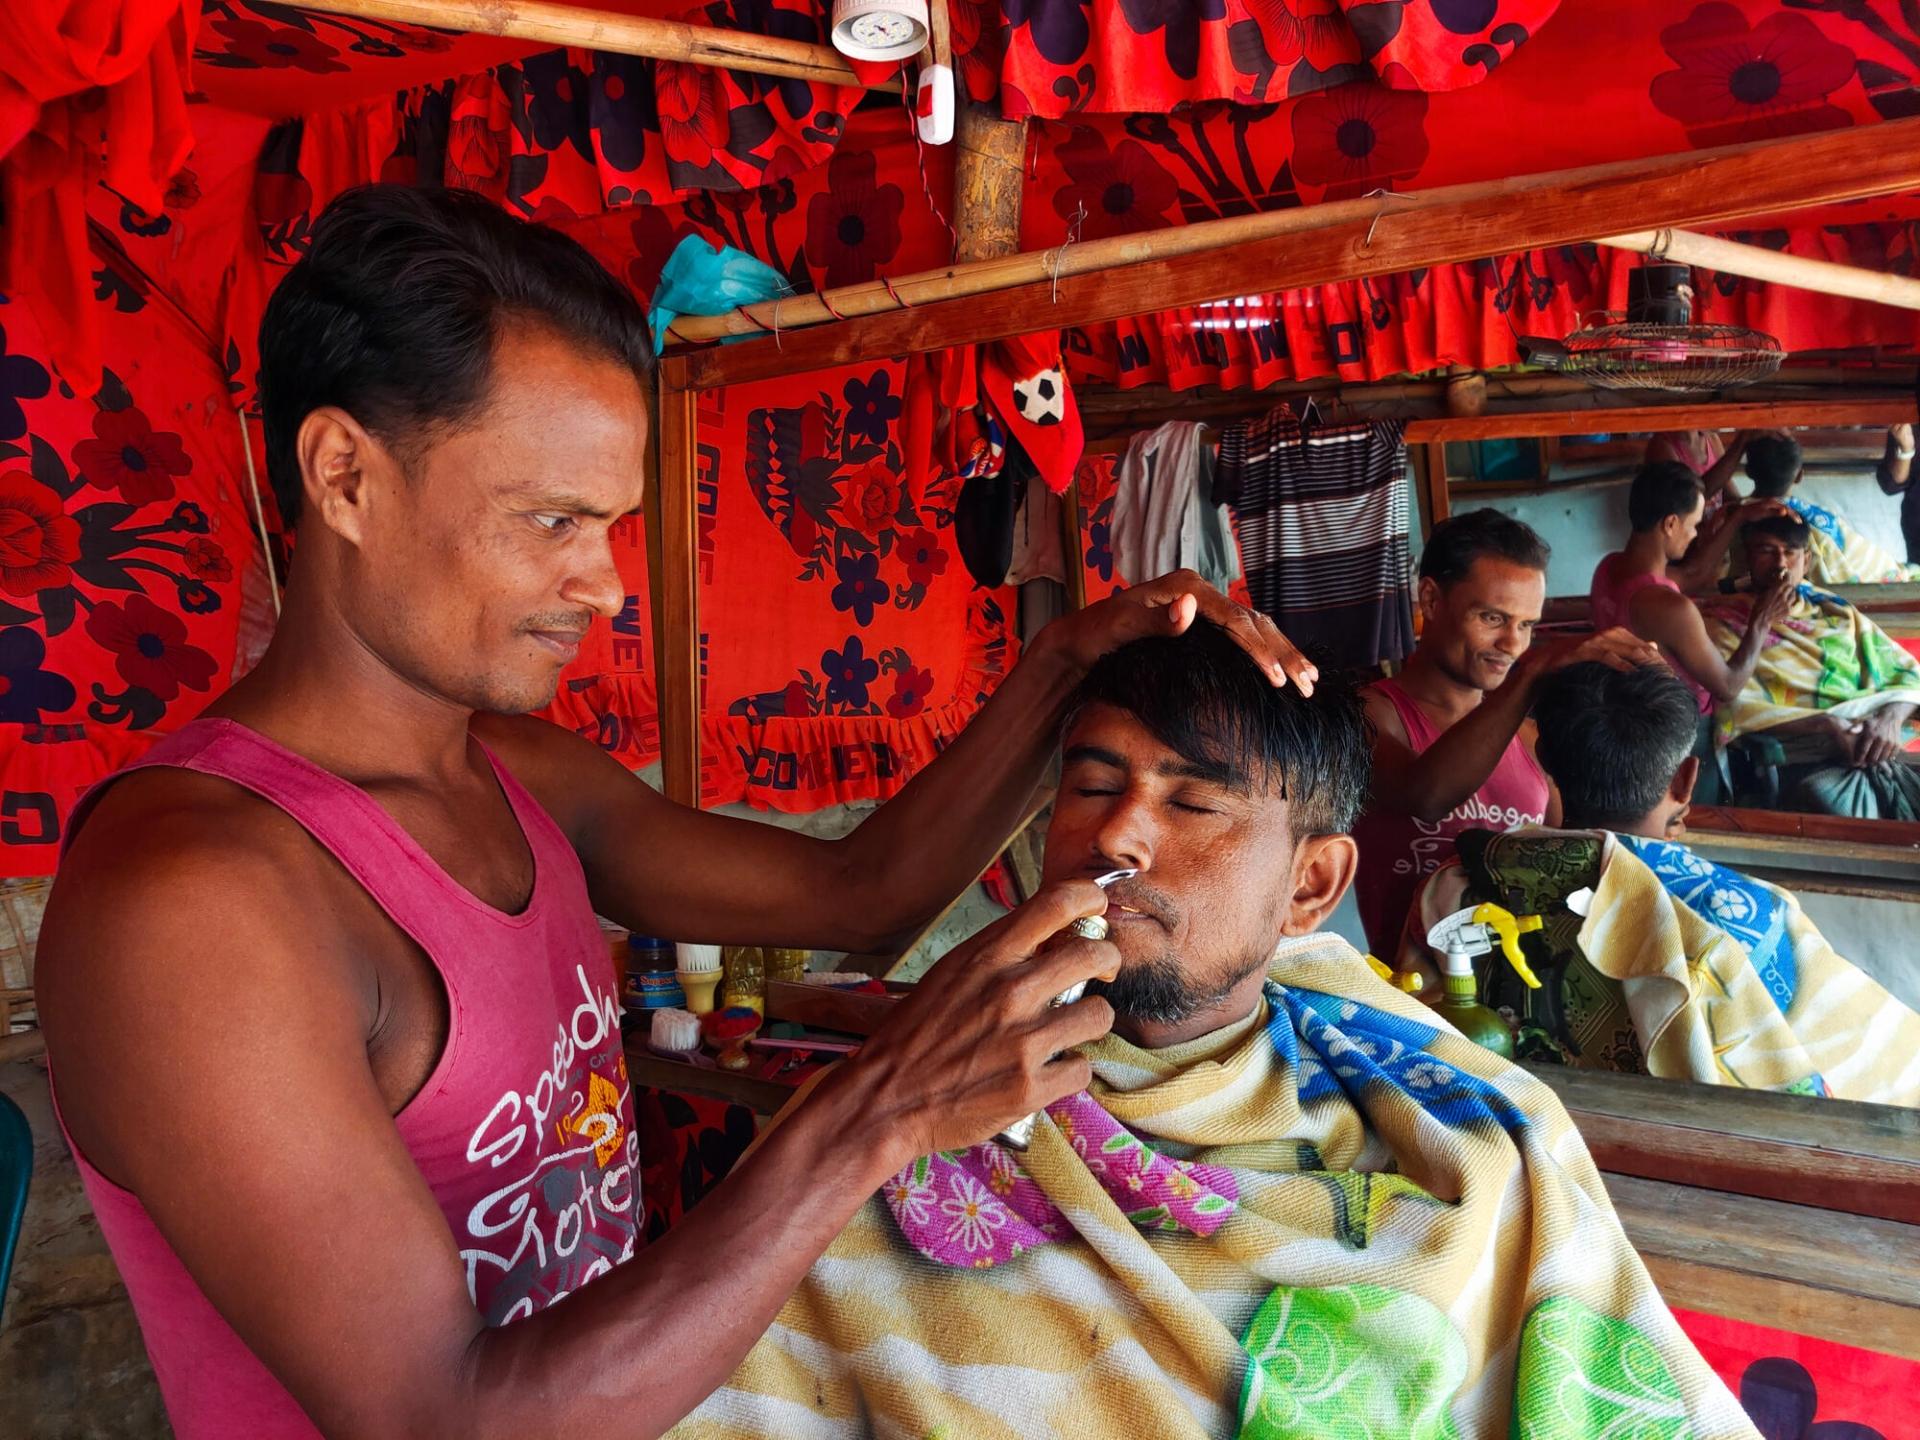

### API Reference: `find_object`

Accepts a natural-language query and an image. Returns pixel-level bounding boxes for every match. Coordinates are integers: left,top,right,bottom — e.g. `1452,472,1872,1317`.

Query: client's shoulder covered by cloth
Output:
1702,586,1920,741
672,932,1757,1440
1401,829,1920,1107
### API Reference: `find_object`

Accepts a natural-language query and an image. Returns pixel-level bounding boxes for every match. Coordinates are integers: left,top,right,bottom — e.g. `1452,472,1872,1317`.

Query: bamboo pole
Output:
1598,228,1920,311
666,118,1920,345
299,0,900,91
666,186,1423,342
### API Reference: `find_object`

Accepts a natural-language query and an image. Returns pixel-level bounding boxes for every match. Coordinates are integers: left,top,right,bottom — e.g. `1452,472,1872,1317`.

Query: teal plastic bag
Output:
647,235,793,353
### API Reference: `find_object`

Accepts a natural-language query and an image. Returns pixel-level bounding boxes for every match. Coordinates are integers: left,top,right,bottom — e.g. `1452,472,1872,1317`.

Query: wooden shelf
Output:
1606,1173,1920,1358
1530,1065,1920,1224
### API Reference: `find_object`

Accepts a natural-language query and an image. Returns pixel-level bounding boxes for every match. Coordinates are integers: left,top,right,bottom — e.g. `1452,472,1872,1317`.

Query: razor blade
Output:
998,868,1137,1149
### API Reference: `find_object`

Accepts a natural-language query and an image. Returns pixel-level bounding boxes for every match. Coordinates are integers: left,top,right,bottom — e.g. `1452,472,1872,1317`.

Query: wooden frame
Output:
669,116,1920,387
1401,396,1915,443
646,120,1920,803
1411,399,1920,847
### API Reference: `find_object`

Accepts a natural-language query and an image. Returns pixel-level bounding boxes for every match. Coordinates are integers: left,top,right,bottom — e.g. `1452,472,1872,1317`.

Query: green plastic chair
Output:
0,1090,30,1329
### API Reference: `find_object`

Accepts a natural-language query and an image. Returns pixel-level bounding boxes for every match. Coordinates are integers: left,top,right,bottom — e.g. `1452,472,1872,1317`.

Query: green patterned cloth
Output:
1701,586,1920,747
674,935,1755,1439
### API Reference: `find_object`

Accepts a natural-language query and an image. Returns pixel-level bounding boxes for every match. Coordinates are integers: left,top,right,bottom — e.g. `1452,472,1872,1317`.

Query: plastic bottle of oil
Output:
1436,944,1516,1060
720,945,766,1014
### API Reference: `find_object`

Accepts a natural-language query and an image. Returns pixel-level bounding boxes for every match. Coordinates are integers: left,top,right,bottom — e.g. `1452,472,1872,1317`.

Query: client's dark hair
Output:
1627,460,1705,533
1533,661,1698,828
1743,512,1811,550
1744,433,1802,499
1066,620,1370,835
259,184,654,527
1419,508,1549,586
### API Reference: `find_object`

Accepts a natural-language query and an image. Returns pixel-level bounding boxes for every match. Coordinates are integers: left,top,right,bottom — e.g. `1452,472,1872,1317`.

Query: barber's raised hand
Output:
1522,627,1660,685
1043,570,1317,694
1891,423,1914,452
1732,496,1793,524
837,881,1120,1166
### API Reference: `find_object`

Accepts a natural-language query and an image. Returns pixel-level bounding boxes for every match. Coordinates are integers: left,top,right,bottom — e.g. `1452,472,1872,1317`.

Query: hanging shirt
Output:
1220,407,1412,670
1351,678,1550,958
1109,421,1240,593
52,718,640,1440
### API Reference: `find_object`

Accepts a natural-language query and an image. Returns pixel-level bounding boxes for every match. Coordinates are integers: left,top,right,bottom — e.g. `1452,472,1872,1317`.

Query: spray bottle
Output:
1423,903,1545,1060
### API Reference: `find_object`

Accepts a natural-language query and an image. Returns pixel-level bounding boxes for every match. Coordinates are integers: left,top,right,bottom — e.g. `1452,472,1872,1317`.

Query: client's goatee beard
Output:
1088,952,1266,1028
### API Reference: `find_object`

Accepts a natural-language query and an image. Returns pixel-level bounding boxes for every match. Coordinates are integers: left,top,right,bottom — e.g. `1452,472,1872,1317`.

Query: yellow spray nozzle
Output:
1470,903,1543,989
1364,953,1426,994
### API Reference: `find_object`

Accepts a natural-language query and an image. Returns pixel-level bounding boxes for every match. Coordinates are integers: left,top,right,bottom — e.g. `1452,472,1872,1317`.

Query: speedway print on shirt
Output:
460,960,640,1324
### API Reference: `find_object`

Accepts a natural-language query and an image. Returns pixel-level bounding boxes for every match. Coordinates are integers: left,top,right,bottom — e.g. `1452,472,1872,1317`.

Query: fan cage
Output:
1552,322,1785,392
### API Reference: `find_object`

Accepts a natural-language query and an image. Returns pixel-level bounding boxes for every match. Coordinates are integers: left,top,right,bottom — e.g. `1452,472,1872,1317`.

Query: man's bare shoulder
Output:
43,767,356,986
471,711,659,838
1627,582,1705,632
1359,682,1409,749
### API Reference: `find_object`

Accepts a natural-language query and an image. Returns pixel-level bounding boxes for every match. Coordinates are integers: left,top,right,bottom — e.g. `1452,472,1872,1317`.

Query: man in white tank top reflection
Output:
34,185,1316,1439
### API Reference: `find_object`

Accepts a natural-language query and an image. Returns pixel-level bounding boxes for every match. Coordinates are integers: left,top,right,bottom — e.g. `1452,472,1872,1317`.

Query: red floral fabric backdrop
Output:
0,280,256,877
1673,1307,1919,1440
540,362,1016,813
1065,224,1920,392
1025,1,1920,243
10,0,1920,874
948,0,1561,119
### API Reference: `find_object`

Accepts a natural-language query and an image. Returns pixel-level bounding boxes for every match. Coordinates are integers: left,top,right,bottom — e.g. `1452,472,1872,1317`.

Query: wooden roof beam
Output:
1597,228,1920,311
669,115,1920,388
296,0,899,91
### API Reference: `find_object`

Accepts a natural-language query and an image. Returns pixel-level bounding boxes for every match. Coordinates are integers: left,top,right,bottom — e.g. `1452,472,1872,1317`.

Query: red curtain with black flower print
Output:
539,361,1017,813
1064,225,1920,392
1672,1307,1920,1440
11,0,1920,877
949,0,1561,120
1022,1,1920,246
0,283,257,878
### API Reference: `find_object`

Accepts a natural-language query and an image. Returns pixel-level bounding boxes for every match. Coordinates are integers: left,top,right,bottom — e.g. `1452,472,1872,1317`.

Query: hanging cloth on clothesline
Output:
1110,421,1240,597
1221,406,1412,671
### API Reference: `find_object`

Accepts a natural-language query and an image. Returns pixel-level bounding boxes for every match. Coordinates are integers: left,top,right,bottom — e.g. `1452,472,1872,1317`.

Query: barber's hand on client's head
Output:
1733,497,1793,523
836,881,1120,1165
1041,570,1317,695
1521,627,1661,687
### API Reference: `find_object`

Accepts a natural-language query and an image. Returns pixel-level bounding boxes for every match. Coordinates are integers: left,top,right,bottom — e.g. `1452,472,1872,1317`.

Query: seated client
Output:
1705,514,1920,818
1401,661,1919,1107
1742,430,1918,586
672,622,1750,1439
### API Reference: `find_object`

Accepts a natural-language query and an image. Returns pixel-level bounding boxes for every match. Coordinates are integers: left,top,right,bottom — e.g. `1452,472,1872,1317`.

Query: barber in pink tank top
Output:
1352,510,1658,957
1588,460,1797,725
34,188,1315,1440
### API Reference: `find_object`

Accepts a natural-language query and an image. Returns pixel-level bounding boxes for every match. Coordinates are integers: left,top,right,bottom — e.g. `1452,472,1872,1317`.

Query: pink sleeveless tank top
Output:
1351,678,1548,958
51,718,639,1439
1589,554,1713,714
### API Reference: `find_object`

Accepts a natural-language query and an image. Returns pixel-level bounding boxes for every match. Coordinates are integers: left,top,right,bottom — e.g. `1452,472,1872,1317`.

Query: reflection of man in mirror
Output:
1645,427,1751,517
1744,431,1920,585
1351,509,1653,958
1402,659,1920,1107
1590,462,1791,723
1873,404,1918,564
1704,514,1920,818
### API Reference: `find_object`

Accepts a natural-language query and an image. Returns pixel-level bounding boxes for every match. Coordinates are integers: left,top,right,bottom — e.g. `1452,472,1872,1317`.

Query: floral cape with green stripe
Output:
670,934,1755,1440
1702,584,1920,747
